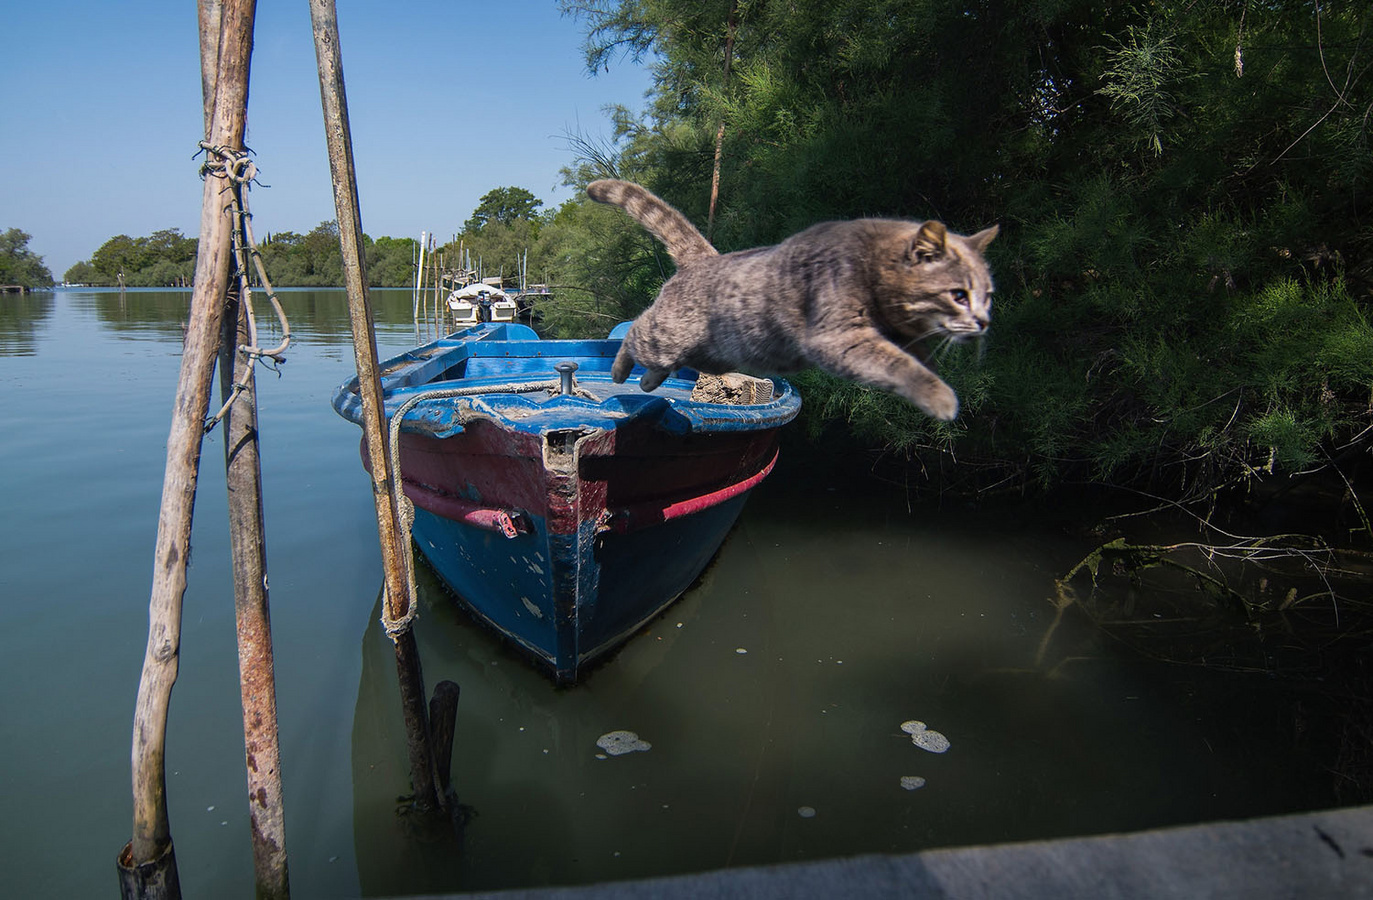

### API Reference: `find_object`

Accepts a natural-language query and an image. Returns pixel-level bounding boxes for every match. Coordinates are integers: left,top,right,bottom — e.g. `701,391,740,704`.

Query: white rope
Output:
200,141,293,434
380,379,560,639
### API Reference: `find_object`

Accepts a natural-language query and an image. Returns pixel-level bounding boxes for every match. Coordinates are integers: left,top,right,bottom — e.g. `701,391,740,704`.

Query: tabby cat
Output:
587,179,998,421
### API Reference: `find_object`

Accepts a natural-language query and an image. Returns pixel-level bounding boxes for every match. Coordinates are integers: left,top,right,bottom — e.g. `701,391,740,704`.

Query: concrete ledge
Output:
422,805,1373,899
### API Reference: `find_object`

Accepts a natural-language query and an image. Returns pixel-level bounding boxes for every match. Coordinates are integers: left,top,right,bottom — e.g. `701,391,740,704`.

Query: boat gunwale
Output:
331,324,802,438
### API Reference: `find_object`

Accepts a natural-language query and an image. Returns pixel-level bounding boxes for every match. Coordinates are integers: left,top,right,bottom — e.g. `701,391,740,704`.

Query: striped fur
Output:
588,180,718,265
588,181,998,420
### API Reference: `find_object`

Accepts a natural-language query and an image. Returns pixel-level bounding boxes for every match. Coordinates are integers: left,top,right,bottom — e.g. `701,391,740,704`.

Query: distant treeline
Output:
63,222,419,288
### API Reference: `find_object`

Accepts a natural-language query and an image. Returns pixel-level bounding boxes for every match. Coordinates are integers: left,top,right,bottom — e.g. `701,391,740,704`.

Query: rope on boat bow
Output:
199,141,294,433
380,381,560,639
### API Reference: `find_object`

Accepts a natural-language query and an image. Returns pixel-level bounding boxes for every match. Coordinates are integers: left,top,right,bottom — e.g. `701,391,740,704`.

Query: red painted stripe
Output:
611,449,778,533
402,483,528,538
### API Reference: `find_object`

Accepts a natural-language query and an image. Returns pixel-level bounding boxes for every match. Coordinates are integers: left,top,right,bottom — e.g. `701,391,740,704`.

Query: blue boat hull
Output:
409,491,750,677
334,323,800,683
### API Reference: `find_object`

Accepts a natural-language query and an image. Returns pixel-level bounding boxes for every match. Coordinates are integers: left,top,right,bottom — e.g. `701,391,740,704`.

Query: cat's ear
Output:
967,224,1000,253
911,221,947,262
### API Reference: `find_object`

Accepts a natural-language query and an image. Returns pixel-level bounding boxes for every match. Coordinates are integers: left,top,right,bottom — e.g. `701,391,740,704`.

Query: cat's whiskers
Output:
927,335,956,364
891,311,945,340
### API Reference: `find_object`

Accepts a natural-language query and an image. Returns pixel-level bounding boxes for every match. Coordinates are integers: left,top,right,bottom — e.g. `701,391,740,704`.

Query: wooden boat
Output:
332,322,801,683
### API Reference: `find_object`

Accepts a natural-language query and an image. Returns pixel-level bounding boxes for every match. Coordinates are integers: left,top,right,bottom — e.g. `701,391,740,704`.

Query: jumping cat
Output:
587,179,998,420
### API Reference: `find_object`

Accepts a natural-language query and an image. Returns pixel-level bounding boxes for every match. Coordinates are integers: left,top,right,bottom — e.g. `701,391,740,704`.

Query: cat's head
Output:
878,220,998,342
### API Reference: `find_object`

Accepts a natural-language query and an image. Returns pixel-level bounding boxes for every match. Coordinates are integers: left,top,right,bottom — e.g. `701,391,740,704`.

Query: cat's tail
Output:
587,180,719,266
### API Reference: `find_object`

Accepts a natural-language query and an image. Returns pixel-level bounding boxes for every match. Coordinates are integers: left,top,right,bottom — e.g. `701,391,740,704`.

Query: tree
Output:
64,260,98,284
464,187,543,232
253,221,344,286
90,234,145,283
0,229,54,288
74,229,198,286
68,223,420,288
561,0,1373,495
367,236,419,287
301,220,344,285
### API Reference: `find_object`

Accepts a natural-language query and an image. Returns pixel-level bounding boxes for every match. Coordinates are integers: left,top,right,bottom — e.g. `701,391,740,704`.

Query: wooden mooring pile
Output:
118,3,460,898
411,237,548,340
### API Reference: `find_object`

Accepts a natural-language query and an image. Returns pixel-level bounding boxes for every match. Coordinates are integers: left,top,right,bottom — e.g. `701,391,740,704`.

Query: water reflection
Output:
83,288,192,341
0,291,54,356
3,288,1351,898
65,286,423,346
349,460,1341,895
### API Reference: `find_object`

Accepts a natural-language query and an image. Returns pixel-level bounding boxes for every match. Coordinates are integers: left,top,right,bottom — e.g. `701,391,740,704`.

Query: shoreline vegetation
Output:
7,2,1369,509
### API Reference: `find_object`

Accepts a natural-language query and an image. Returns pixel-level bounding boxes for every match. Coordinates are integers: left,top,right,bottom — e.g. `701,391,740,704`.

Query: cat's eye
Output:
950,289,969,305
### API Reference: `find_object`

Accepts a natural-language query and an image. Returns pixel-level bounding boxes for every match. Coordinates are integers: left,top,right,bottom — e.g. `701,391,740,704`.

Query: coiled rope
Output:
198,141,293,433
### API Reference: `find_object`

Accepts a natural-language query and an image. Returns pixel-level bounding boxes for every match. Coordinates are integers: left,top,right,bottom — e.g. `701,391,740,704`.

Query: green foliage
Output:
556,0,1373,495
523,196,663,337
72,229,197,287
367,236,420,288
427,175,666,339
464,186,543,233
0,228,54,288
70,223,419,289
1096,17,1184,157
63,260,98,285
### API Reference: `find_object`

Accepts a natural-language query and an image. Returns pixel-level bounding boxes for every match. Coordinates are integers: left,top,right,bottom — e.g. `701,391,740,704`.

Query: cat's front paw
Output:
916,381,959,421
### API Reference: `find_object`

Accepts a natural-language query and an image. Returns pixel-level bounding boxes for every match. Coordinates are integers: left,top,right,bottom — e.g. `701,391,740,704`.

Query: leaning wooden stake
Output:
120,1,256,897
200,2,291,895
218,290,290,899
308,0,441,812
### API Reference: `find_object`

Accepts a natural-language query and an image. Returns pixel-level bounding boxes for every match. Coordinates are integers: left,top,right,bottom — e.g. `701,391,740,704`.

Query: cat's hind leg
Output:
638,368,671,392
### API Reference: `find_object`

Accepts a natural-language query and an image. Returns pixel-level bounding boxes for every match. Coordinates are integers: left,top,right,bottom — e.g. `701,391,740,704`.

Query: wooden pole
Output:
308,0,441,812
428,681,460,799
218,290,291,899
120,1,256,895
414,230,426,340
202,0,291,892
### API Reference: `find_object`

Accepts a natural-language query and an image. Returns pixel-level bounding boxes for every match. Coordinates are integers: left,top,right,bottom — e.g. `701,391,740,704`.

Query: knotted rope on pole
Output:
198,142,294,433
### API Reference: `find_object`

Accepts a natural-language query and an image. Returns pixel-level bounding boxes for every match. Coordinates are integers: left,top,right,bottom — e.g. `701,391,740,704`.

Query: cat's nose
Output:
973,314,989,331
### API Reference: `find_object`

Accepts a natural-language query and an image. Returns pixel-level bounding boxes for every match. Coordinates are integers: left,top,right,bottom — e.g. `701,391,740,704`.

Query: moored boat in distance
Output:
332,322,801,683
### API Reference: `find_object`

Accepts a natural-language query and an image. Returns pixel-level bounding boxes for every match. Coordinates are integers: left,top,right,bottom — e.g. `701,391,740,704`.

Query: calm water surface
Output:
0,289,1345,897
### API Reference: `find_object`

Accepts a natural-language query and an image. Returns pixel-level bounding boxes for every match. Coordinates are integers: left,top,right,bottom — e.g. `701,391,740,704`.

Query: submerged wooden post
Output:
308,0,442,812
202,0,291,894
428,681,461,799
120,1,256,896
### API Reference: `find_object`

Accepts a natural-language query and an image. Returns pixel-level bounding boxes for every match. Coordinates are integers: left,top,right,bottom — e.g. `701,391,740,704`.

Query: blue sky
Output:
1,1,653,277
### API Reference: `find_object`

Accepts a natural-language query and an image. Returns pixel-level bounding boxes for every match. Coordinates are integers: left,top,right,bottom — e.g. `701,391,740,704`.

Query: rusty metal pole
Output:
201,1,291,894
307,0,440,812
119,1,256,896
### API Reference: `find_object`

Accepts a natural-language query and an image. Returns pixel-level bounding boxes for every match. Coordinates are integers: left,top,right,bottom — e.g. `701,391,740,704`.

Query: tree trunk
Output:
707,0,739,242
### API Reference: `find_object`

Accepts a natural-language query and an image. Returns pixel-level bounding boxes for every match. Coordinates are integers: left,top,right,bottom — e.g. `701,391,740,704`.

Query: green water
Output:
0,289,1346,897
